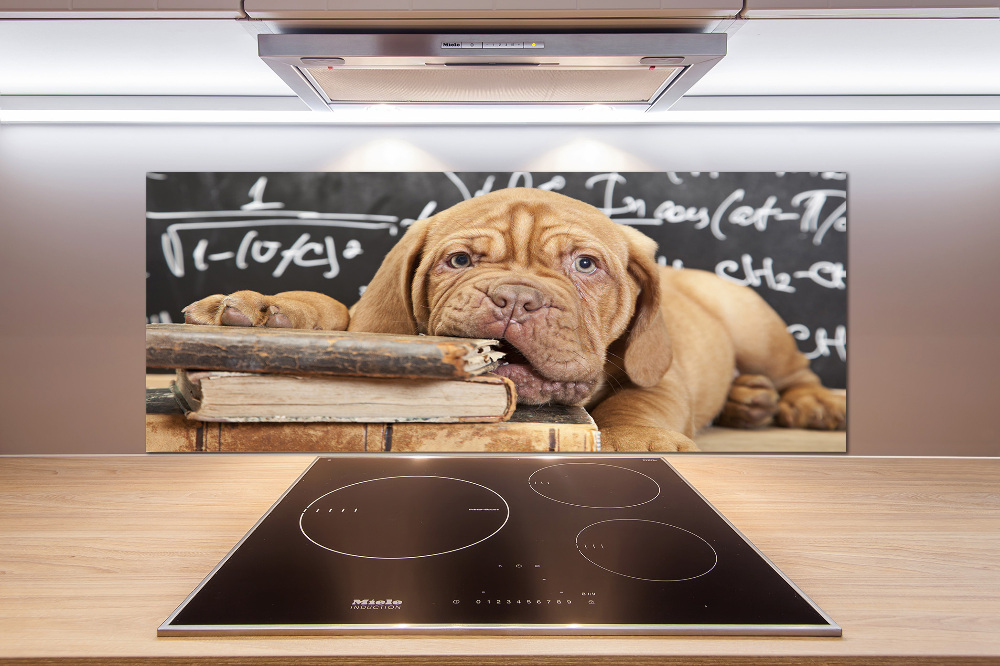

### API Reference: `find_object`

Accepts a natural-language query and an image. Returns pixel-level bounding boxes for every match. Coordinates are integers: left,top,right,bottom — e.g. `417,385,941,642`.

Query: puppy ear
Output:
619,226,672,387
347,219,430,334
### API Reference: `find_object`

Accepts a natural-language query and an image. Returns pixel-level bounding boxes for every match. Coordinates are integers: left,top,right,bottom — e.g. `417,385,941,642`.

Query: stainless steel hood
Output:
258,33,726,113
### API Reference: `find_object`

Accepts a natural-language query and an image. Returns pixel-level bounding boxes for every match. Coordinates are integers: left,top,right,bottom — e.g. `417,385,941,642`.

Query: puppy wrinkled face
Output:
414,192,640,405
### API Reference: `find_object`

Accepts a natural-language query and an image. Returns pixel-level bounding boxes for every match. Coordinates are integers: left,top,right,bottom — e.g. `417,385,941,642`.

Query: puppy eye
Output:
447,252,473,269
573,255,599,274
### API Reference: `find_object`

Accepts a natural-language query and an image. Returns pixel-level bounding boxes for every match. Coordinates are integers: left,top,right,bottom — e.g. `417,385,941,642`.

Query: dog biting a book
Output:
181,188,845,452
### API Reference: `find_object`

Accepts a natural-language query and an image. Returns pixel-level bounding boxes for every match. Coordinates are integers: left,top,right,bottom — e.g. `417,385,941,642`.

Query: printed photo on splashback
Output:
145,172,846,454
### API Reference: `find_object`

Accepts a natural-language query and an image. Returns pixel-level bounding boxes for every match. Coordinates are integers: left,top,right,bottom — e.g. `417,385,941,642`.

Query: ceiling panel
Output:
687,18,1000,95
0,19,289,95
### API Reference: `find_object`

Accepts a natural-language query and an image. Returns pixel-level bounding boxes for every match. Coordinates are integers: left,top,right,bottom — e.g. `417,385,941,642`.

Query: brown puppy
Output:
184,189,845,451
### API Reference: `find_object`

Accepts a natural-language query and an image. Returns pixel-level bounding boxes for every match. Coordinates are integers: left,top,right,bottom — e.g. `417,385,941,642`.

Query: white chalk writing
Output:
717,254,795,293
181,228,347,278
446,171,474,200
274,233,339,279
343,239,363,260
537,175,567,191
716,255,847,293
151,170,400,278
793,261,847,290
652,198,710,229
446,171,566,201
241,176,284,211
791,190,847,245
580,172,844,245
788,324,847,362
402,200,439,227
586,172,645,217
159,220,393,278
666,172,719,185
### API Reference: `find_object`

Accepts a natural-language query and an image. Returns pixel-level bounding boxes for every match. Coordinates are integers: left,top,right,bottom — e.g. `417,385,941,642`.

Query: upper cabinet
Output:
0,1,244,17
742,0,998,18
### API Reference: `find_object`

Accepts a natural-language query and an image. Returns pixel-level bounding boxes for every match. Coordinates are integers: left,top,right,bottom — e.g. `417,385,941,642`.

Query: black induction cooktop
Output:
159,456,840,636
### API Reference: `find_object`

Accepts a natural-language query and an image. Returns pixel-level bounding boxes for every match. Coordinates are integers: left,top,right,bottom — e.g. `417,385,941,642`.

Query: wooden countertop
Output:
1,454,997,665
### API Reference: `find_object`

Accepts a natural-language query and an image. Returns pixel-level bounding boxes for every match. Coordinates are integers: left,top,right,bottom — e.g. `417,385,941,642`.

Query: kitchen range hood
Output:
258,32,726,113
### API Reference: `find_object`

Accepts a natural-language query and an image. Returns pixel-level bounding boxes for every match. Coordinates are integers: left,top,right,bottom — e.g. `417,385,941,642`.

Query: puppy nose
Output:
488,284,548,315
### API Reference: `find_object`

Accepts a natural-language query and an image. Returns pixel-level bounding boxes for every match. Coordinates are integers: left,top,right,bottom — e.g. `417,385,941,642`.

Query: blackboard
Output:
147,172,847,388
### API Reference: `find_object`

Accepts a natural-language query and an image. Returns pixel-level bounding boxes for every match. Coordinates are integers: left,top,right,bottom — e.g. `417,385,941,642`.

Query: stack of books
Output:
145,323,599,453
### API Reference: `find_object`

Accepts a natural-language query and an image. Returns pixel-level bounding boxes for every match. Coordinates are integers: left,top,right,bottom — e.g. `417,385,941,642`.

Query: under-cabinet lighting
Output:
1,96,998,124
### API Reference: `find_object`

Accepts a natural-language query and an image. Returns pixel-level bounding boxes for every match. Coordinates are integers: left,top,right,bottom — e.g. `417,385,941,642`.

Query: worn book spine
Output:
172,370,517,424
146,389,599,453
145,323,501,379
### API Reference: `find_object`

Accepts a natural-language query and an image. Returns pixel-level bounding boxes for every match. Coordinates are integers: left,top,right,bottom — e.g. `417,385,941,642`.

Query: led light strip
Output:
1,96,998,124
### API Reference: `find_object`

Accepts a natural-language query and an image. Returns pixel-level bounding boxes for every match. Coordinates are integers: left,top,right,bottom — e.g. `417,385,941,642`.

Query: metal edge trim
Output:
158,621,842,637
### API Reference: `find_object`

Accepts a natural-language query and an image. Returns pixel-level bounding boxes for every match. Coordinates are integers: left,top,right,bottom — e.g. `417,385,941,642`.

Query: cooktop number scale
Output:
158,456,840,636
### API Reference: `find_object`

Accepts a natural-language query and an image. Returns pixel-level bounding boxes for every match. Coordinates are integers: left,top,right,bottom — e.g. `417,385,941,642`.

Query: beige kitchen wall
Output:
0,121,997,455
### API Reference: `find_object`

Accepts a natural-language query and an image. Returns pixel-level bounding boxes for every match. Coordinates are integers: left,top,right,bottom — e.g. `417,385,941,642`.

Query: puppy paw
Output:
777,384,846,430
715,374,779,429
183,290,274,327
182,290,349,331
600,425,699,452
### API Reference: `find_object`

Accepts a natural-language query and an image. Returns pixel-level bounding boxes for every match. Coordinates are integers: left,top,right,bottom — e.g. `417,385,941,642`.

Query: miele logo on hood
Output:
351,598,403,610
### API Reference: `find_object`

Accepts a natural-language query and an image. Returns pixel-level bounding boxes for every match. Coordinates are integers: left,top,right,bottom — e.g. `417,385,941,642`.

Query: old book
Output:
146,323,503,379
146,389,599,453
172,370,516,423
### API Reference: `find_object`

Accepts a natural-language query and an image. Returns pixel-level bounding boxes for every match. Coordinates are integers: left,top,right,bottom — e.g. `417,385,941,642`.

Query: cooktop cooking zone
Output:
159,456,840,636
